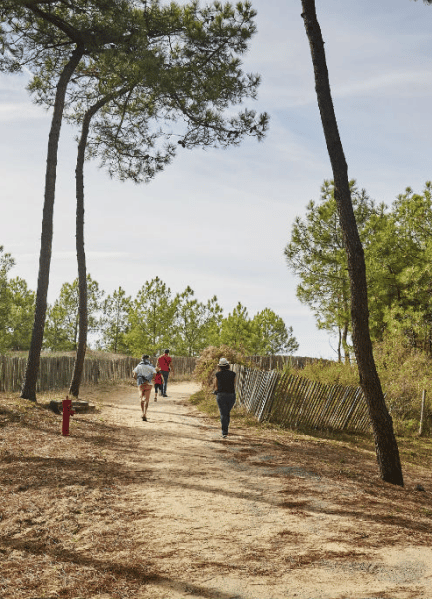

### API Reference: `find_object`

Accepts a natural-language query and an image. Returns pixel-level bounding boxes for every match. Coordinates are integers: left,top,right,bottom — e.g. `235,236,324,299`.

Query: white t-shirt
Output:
133,361,156,382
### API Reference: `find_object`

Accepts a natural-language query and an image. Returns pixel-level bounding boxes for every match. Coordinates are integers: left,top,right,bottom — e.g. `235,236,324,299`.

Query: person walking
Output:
157,349,173,397
213,357,236,439
153,367,164,402
133,354,156,421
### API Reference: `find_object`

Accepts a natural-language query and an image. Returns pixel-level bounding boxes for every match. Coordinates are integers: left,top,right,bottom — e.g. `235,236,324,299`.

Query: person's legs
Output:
139,384,146,418
161,371,169,396
140,384,152,420
143,385,151,417
216,393,236,437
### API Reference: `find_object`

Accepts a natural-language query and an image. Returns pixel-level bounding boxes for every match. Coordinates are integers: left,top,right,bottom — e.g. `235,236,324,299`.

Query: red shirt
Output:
154,372,163,385
158,354,172,371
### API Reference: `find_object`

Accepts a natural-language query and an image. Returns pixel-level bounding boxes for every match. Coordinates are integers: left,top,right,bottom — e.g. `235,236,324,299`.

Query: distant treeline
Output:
0,248,299,358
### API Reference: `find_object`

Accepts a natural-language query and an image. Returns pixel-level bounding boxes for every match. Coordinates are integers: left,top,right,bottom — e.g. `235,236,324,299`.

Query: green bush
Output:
293,359,359,387
373,333,432,424
292,333,432,434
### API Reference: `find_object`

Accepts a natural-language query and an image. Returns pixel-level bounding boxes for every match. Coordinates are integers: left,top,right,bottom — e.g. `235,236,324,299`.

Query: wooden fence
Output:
0,353,332,394
233,365,371,434
1,353,373,433
246,355,329,370
0,355,198,393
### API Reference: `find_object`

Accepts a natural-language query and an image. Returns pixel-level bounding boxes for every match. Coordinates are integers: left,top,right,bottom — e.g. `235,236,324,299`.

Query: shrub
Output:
193,345,252,390
373,333,432,424
294,359,359,387
292,333,432,434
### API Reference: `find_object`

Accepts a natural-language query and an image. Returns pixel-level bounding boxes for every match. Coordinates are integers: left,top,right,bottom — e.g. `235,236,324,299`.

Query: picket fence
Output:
0,352,326,394
247,355,329,370
1,353,372,433
0,355,197,393
233,364,371,434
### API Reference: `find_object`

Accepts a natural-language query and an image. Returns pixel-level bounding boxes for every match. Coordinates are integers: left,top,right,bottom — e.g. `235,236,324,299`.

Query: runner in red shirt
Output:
157,349,173,397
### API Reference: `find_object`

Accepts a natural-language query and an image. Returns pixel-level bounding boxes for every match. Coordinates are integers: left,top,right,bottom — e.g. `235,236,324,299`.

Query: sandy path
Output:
99,381,432,599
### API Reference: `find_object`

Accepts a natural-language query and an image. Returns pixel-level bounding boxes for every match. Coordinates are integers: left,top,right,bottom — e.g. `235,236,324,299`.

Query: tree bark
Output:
342,321,350,364
21,45,84,402
301,0,403,486
69,97,110,398
337,327,342,363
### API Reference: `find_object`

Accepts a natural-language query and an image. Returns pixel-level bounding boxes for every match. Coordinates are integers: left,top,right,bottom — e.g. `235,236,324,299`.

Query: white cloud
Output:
332,70,432,99
0,102,46,121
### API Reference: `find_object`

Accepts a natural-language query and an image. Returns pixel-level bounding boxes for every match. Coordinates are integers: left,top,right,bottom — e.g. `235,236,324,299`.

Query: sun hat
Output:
218,357,230,367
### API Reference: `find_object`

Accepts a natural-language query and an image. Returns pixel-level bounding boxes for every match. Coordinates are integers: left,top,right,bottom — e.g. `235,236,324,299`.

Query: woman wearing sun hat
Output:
213,357,236,439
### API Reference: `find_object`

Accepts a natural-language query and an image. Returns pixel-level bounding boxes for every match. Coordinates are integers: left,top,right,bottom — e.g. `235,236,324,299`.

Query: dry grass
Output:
2,384,432,598
190,389,432,472
0,384,157,599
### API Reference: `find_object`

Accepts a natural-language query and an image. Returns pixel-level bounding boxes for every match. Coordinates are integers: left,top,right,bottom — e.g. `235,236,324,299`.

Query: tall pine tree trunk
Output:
69,97,110,398
301,0,403,486
21,45,84,401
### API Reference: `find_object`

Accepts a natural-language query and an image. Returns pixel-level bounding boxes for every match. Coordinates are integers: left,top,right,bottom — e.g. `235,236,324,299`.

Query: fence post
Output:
419,389,427,436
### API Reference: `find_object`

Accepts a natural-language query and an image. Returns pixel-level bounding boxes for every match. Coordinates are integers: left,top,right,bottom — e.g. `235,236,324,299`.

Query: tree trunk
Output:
21,45,84,402
69,97,109,398
301,0,403,486
337,327,342,363
342,321,350,364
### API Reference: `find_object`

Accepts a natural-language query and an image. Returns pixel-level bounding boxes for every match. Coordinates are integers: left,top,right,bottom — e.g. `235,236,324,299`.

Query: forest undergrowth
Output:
288,335,432,436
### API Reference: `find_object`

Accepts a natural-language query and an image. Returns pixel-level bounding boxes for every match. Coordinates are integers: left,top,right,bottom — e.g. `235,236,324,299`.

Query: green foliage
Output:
285,179,379,362
4,278,36,351
373,333,432,425
0,246,15,352
0,247,35,353
23,0,269,184
218,302,252,350
295,359,359,387
115,278,296,358
0,256,298,360
43,275,104,351
378,183,432,351
217,302,299,356
287,180,432,357
173,287,223,357
297,333,432,435
125,276,177,356
98,286,131,354
249,308,299,355
193,344,251,390
1,1,140,76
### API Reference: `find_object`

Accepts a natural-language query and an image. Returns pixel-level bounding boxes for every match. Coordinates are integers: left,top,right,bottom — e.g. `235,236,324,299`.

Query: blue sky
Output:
1,0,432,359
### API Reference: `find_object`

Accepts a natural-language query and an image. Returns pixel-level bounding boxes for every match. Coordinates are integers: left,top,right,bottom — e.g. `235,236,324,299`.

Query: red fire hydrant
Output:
62,397,75,436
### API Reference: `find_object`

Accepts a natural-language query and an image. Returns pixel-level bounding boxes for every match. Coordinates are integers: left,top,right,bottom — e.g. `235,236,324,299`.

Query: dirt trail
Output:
96,381,432,599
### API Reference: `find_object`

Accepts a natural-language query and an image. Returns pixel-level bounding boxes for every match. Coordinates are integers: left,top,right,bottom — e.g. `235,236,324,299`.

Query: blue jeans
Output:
161,370,169,395
216,393,236,436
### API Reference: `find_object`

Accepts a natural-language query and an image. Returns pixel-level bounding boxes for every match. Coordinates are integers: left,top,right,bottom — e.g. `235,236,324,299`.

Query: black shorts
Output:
154,383,163,393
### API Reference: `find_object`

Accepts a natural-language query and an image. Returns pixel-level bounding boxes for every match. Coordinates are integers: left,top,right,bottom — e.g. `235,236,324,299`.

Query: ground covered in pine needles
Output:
1,382,432,599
